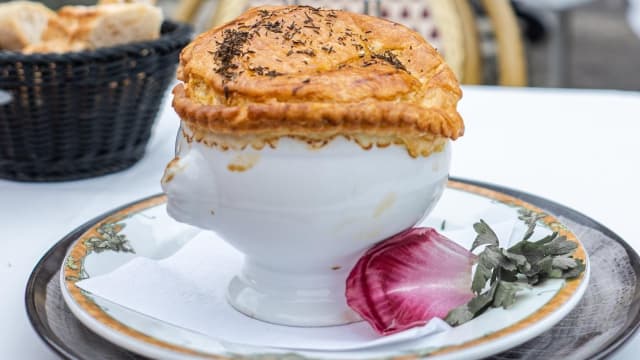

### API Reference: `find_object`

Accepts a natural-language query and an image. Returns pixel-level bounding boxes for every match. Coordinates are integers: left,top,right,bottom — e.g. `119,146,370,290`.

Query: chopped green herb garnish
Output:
445,211,585,326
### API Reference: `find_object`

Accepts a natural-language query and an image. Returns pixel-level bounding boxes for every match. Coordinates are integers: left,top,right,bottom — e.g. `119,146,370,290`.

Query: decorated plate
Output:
57,181,589,360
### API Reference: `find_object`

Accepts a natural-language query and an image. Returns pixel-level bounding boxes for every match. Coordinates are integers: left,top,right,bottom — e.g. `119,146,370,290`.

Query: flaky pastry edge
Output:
172,84,461,157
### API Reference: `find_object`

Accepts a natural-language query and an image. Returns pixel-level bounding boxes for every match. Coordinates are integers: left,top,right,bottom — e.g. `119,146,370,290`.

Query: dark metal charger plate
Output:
25,178,640,360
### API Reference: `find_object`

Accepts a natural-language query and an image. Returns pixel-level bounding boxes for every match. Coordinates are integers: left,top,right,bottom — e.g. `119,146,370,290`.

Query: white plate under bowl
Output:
59,180,589,360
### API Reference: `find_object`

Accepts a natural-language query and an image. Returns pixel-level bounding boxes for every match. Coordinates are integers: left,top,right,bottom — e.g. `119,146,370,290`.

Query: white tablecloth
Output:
1,85,638,359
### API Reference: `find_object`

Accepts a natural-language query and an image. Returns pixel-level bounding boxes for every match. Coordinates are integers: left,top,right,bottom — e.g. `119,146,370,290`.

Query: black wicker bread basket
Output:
0,21,192,182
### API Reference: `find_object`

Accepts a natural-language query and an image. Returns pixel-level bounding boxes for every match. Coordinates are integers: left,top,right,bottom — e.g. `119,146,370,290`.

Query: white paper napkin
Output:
76,218,517,352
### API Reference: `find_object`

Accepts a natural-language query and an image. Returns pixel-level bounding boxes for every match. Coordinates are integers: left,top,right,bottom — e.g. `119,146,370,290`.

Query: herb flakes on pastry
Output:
173,5,463,157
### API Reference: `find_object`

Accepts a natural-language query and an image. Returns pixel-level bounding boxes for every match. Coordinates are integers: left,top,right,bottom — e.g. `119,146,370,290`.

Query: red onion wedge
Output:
346,227,477,335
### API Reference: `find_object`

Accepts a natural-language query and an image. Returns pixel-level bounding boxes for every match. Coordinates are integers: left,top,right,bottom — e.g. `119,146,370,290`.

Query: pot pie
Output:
172,5,463,157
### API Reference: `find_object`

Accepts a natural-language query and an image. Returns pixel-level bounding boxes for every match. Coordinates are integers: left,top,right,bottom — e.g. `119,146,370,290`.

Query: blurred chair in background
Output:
175,0,527,86
629,0,640,37
513,0,594,87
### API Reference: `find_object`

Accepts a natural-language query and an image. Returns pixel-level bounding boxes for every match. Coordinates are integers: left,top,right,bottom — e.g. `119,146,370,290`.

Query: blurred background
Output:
519,0,640,90
27,0,640,90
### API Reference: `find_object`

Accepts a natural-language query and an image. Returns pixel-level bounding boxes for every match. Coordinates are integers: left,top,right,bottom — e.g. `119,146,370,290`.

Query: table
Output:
1,85,639,359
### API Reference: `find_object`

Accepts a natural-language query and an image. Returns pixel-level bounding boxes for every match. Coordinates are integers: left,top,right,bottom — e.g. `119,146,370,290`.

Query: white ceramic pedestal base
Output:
228,258,361,326
163,129,452,327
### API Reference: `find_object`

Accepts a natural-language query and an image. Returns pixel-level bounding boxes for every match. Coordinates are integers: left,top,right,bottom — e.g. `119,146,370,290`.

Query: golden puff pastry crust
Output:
173,5,464,155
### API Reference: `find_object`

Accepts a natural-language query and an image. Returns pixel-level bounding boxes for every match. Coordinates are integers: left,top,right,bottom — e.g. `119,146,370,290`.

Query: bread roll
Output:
0,1,60,51
42,15,71,42
97,0,157,5
22,39,86,54
57,3,163,49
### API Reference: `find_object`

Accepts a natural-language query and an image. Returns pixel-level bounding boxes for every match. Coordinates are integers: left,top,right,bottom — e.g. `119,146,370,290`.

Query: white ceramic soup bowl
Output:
162,125,451,327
